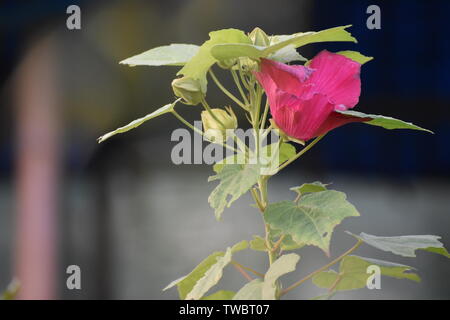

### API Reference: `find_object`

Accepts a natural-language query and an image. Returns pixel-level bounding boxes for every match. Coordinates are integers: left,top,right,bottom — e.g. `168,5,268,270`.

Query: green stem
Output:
232,263,253,282
280,239,363,297
171,110,202,135
201,98,225,129
231,69,249,106
208,70,247,110
232,261,264,278
277,134,326,172
259,98,270,130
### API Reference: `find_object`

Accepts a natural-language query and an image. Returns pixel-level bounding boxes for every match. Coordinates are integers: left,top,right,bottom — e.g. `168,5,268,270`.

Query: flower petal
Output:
306,50,361,109
256,58,313,96
310,111,369,137
272,93,336,141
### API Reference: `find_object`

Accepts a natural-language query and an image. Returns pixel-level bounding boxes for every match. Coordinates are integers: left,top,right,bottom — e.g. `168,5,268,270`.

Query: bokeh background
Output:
1,0,449,299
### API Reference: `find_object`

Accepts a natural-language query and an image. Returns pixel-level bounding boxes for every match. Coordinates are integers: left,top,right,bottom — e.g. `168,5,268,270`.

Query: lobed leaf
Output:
202,290,235,300
120,44,199,67
164,240,248,299
178,29,251,92
208,164,261,220
290,181,329,196
336,50,373,64
211,25,357,63
264,190,360,255
185,247,233,300
250,233,303,252
212,142,295,174
348,232,450,258
233,279,263,300
263,25,357,56
312,255,420,292
97,99,180,143
336,110,433,133
262,253,300,299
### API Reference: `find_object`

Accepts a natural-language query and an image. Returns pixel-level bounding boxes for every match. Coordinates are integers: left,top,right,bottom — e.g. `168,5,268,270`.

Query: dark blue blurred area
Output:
307,0,450,177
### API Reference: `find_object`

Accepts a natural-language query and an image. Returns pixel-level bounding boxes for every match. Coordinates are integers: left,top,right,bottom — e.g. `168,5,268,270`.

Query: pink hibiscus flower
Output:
254,50,367,141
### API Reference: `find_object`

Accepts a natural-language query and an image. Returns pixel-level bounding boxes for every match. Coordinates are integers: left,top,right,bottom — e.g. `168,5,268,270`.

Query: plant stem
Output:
271,235,285,252
277,134,326,172
171,110,202,135
259,98,270,129
280,239,363,297
250,188,264,212
231,69,249,106
328,274,342,293
232,260,264,278
201,99,225,129
208,70,247,110
232,263,253,282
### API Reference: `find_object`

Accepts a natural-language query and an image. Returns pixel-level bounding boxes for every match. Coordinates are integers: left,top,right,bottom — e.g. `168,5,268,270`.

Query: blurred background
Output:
0,0,449,299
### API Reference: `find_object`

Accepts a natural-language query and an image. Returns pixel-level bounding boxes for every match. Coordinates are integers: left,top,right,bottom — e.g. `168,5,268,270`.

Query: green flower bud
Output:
217,58,238,70
249,27,270,47
171,77,204,106
201,107,237,141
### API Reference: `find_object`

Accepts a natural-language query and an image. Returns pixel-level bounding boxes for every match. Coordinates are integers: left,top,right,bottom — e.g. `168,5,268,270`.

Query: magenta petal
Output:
306,50,361,109
257,58,313,96
272,93,336,141
310,111,369,137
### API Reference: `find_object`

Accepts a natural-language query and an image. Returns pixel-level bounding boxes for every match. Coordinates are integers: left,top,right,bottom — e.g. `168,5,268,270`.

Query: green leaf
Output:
230,240,249,252
349,232,450,258
264,190,360,255
336,110,433,133
208,164,261,220
267,34,307,63
336,50,373,64
249,235,267,251
162,275,187,291
290,181,329,195
186,247,233,300
310,292,336,300
210,25,356,62
270,230,304,251
202,290,235,300
267,142,296,166
165,241,248,299
262,253,300,299
264,25,357,56
120,44,199,67
210,43,263,62
212,142,295,174
269,45,307,63
178,29,251,92
312,255,420,292
233,279,263,300
97,99,180,143
250,233,303,252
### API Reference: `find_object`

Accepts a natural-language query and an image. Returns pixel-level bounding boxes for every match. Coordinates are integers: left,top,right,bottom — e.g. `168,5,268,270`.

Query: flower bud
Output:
171,77,204,105
201,107,237,141
249,27,270,47
217,58,238,70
